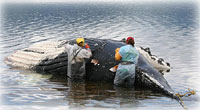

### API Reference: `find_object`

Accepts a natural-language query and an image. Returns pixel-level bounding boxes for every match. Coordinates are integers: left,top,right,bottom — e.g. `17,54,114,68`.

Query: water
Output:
0,2,199,110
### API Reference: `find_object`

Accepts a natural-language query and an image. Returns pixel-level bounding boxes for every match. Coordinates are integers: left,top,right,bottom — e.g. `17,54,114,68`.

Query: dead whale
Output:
5,38,182,105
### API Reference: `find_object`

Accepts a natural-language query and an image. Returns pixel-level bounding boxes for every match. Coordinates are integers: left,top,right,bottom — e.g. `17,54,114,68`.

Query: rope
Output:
176,88,196,97
175,88,196,109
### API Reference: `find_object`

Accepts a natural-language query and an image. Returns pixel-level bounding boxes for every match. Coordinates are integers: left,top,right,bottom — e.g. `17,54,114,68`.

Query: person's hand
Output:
85,43,90,49
115,48,120,53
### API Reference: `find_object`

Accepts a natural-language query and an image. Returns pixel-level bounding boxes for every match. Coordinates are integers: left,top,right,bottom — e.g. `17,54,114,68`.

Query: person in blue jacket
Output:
114,37,139,87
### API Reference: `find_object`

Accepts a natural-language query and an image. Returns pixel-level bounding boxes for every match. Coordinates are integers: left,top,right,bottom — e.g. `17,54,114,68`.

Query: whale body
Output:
5,38,182,105
82,39,174,96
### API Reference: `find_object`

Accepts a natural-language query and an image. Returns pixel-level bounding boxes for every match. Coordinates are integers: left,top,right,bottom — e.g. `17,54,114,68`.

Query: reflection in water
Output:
50,75,171,109
59,80,139,109
1,69,65,105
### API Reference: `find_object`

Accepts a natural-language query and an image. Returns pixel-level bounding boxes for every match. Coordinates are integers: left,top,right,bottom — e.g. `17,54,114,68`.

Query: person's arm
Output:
115,48,121,61
81,49,92,58
65,44,73,53
78,44,92,59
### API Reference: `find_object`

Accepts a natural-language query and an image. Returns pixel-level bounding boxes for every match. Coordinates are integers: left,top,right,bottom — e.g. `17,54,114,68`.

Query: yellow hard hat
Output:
76,38,85,47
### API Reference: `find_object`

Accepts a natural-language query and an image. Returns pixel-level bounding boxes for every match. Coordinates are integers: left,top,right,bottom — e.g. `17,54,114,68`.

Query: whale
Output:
79,39,176,97
5,38,182,106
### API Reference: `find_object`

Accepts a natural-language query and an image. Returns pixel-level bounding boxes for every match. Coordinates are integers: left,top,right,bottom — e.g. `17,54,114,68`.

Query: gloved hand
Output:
85,43,90,49
115,48,121,61
115,48,120,53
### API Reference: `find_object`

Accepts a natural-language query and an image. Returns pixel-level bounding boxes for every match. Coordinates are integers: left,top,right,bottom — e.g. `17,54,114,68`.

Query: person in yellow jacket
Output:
65,38,92,80
114,37,139,87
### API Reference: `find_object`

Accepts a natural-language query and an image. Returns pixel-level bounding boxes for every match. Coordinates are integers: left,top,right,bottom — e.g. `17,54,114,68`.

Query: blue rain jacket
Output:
119,45,139,63
114,45,139,87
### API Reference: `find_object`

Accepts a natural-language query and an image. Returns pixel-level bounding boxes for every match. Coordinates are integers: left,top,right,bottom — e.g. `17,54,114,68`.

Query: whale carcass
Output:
5,38,181,103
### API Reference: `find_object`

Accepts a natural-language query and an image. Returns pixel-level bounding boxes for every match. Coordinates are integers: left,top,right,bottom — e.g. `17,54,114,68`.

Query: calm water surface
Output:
0,2,199,110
